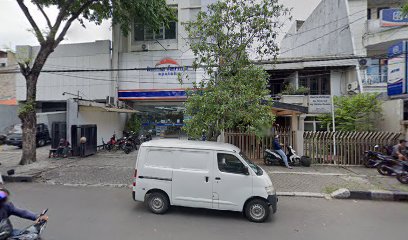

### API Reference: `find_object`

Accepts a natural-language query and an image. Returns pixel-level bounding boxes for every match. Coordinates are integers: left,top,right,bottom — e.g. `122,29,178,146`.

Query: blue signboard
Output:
381,9,408,27
387,41,407,96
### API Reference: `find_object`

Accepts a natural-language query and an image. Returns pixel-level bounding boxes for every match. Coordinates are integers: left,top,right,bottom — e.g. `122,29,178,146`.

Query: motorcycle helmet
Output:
0,189,8,204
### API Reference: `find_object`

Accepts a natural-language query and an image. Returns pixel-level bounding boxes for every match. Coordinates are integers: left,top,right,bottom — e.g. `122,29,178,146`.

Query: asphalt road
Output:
4,183,408,240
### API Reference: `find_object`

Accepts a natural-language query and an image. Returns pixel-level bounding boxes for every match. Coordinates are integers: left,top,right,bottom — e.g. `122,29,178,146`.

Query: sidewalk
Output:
263,165,408,194
1,145,408,196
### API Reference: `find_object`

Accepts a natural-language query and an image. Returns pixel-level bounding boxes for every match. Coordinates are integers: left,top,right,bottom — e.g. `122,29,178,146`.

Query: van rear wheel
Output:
245,199,270,223
147,192,169,214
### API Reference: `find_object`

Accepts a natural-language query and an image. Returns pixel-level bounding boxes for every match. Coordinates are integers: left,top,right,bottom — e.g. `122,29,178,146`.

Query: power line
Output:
280,15,366,55
43,72,196,85
284,9,366,39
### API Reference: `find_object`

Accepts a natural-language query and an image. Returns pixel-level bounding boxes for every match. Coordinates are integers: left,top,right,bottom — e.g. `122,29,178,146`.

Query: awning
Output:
271,101,308,116
78,100,137,113
79,105,137,113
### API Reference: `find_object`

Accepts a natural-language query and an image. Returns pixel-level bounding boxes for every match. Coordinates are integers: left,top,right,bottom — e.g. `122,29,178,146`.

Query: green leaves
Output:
318,93,383,131
126,113,142,133
184,65,275,139
182,0,288,139
29,0,176,39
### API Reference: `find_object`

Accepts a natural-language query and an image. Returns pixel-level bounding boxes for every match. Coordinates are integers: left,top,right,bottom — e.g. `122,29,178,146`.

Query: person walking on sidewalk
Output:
273,135,292,169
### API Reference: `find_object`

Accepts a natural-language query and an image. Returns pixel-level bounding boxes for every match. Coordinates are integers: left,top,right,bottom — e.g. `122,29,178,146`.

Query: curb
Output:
331,189,408,201
277,191,329,199
2,175,33,183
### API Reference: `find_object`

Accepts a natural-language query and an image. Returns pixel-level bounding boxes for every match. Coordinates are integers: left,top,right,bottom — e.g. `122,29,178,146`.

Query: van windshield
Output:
239,152,263,176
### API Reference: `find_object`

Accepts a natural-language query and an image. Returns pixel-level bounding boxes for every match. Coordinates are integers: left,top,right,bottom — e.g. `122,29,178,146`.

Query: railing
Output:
304,131,401,165
224,128,295,160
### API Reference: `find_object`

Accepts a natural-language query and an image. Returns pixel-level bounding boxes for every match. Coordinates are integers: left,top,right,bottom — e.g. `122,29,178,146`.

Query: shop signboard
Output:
387,41,407,96
380,9,408,27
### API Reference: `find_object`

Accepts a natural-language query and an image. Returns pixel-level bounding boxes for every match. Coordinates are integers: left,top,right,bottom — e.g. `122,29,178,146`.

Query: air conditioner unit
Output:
347,82,359,91
359,58,372,67
106,96,115,106
141,43,149,51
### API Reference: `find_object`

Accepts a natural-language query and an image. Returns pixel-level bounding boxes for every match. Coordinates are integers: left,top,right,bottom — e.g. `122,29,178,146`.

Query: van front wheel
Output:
147,192,169,214
245,199,270,222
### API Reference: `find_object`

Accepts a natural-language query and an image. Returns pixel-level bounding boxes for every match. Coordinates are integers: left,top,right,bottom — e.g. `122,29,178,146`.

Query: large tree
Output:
16,0,175,165
182,0,290,140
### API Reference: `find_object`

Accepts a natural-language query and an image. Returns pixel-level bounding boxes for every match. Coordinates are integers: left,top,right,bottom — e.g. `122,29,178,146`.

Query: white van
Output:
132,139,277,222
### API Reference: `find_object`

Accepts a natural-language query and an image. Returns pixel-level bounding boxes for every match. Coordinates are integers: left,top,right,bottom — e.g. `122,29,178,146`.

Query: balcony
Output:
364,19,408,47
362,67,387,92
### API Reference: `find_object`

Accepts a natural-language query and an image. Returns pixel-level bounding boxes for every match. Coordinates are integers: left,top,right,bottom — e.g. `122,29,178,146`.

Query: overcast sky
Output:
0,0,321,50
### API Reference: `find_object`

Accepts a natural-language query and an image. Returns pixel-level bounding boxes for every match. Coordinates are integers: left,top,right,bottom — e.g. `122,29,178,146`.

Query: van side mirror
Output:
242,166,249,175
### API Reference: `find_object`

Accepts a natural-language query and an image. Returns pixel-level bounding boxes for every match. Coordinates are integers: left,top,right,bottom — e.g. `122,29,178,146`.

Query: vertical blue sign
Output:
387,41,407,96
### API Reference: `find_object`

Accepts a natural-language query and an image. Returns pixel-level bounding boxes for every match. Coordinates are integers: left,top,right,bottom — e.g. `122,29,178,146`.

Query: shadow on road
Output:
132,202,275,223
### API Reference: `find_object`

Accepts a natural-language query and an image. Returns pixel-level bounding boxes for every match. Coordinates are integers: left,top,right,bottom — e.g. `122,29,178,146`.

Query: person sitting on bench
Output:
57,138,70,158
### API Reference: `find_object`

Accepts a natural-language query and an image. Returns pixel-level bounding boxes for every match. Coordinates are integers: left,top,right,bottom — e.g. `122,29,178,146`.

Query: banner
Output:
387,41,407,96
380,9,408,27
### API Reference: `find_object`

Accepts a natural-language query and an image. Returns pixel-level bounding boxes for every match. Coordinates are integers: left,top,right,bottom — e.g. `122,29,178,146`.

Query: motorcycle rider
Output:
273,135,292,169
392,139,408,161
0,189,48,236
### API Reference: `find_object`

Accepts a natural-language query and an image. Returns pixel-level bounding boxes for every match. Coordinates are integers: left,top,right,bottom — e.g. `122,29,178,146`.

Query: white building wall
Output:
347,0,368,56
66,99,127,146
280,0,354,58
330,70,343,96
376,99,403,133
16,40,113,102
114,0,211,94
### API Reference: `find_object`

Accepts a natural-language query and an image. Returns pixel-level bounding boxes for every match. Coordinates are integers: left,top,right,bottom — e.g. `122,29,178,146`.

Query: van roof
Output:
141,139,240,152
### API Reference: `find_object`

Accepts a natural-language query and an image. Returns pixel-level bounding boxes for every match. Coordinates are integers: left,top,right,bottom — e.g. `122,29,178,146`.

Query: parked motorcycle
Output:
396,162,408,184
103,133,117,151
125,131,140,150
376,157,405,176
264,146,311,167
0,209,48,240
363,145,390,168
139,130,152,143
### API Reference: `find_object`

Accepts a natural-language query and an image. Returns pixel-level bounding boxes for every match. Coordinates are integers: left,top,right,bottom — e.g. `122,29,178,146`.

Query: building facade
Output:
15,41,130,145
266,0,408,135
112,0,215,137
279,0,407,94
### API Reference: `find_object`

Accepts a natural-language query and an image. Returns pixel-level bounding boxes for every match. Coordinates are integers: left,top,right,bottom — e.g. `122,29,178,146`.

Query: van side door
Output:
212,152,253,211
171,149,213,209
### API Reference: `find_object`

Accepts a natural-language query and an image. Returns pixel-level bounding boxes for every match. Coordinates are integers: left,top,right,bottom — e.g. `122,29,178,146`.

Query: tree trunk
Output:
19,75,38,165
18,43,54,165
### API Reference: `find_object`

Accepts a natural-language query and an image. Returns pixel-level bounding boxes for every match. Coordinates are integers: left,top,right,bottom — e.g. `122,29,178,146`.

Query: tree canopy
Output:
182,0,290,140
16,0,175,164
318,93,383,132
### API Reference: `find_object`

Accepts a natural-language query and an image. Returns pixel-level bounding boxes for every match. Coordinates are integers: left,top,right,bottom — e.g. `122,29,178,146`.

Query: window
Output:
304,116,326,131
299,72,331,95
146,149,173,168
173,150,210,171
0,63,5,67
367,8,371,20
134,13,177,41
366,59,388,84
217,153,246,174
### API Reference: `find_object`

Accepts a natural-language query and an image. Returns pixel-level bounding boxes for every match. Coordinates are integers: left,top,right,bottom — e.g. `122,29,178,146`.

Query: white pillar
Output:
296,114,306,156
66,99,79,143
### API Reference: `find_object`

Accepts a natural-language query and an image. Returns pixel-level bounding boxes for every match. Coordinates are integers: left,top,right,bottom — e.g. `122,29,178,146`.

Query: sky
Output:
0,0,321,50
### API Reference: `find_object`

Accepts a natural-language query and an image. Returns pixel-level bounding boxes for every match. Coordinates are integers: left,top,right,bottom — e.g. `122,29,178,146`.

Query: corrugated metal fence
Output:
224,128,295,160
304,131,401,165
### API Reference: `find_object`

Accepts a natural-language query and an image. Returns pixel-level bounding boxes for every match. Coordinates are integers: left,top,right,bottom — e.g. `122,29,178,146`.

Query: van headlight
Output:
265,185,275,195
